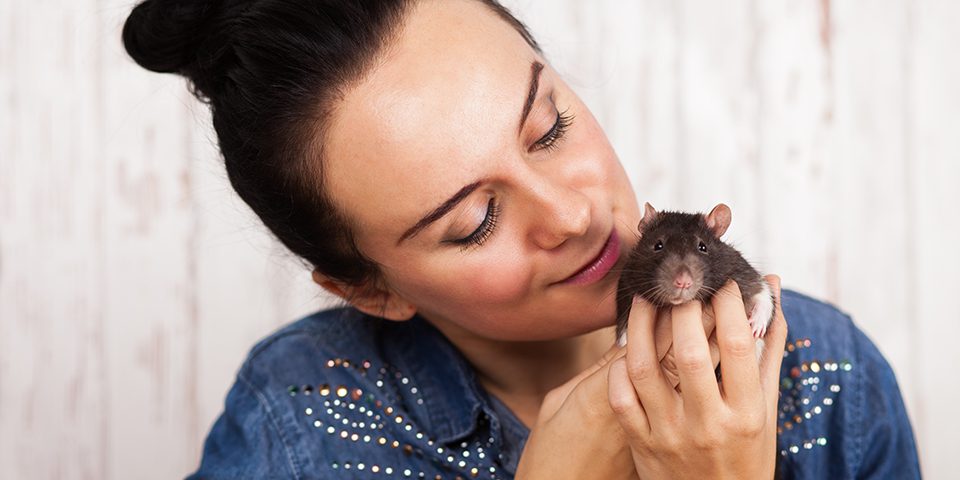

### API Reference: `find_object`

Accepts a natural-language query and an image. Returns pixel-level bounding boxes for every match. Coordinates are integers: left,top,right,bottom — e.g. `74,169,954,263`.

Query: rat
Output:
614,202,775,359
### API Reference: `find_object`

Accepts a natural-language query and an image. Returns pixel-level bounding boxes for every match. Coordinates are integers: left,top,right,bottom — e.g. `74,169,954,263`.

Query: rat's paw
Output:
748,282,775,339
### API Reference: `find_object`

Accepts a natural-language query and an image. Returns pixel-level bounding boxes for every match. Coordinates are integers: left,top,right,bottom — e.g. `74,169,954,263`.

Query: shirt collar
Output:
380,313,530,475
383,314,487,443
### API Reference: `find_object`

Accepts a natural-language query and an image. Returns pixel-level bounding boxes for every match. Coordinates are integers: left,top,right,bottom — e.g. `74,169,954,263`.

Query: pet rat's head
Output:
619,203,733,306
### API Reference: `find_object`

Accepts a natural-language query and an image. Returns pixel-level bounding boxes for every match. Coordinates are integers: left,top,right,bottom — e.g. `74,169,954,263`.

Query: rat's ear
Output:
637,202,659,232
311,269,417,321
705,203,732,238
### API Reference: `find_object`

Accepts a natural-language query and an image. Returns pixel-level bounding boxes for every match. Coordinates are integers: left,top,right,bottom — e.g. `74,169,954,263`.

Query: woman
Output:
122,0,921,478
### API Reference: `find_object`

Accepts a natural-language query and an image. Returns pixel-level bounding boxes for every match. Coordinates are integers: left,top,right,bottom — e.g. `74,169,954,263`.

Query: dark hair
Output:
122,0,542,291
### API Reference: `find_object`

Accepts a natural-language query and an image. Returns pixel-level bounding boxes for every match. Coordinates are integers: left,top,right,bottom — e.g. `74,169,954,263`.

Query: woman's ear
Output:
311,269,417,321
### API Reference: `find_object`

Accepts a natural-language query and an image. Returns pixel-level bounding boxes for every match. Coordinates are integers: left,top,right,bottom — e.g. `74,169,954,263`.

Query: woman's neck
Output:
427,319,617,428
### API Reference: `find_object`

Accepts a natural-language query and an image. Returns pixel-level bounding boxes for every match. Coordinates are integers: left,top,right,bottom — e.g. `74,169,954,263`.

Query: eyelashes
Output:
449,197,500,250
534,107,574,152
450,106,575,250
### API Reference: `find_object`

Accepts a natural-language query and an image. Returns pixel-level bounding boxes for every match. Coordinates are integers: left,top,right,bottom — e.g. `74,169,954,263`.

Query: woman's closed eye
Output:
447,197,500,250
447,106,575,250
532,106,574,153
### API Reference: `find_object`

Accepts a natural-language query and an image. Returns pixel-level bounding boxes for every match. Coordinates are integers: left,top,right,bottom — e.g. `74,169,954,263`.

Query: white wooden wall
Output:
1,0,956,478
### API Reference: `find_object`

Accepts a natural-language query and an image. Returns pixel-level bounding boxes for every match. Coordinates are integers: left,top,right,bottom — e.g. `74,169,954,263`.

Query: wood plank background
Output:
1,0,956,477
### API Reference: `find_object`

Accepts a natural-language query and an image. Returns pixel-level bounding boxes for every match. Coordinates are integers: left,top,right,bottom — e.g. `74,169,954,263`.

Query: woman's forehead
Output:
322,0,543,239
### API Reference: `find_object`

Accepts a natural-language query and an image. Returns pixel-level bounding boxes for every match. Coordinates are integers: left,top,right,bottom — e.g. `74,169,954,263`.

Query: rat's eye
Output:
698,241,708,253
653,240,663,251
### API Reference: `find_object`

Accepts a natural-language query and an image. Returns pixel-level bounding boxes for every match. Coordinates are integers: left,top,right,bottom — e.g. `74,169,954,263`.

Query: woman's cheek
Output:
450,250,533,304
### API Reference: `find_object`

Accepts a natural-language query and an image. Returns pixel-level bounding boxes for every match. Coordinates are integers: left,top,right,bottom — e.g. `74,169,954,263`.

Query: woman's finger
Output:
707,331,721,374
758,275,788,406
671,299,722,417
608,356,650,441
713,280,762,410
658,313,720,392
653,306,674,362
625,297,679,427
540,341,624,420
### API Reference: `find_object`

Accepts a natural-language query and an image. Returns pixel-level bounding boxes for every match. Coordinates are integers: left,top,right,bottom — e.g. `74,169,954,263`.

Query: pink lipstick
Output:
560,229,621,286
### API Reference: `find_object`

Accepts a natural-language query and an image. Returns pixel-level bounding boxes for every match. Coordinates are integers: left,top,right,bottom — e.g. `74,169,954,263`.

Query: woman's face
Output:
323,0,641,341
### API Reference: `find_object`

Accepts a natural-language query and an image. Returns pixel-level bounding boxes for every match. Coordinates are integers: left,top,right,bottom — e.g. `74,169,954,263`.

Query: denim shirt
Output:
186,289,921,479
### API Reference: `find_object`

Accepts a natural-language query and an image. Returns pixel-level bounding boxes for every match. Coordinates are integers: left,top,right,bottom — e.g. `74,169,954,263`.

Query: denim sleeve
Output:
185,373,302,480
851,324,922,479
777,290,922,479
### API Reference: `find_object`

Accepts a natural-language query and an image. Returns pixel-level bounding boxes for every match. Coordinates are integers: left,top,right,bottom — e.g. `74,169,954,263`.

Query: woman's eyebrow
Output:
397,181,483,245
518,61,545,134
396,60,544,246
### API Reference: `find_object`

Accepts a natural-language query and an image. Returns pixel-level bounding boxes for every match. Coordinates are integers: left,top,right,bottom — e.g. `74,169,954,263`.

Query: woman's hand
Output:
514,283,729,480
651,300,721,391
608,275,788,479
514,341,639,480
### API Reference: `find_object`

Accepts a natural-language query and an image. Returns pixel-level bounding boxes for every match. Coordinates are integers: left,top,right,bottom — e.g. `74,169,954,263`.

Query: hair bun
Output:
122,0,225,94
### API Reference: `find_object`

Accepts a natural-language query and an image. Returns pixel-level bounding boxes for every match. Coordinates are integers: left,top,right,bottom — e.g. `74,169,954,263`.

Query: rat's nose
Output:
674,271,693,290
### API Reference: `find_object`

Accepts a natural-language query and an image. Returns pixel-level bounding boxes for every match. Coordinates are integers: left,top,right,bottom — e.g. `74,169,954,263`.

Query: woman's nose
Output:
527,183,591,250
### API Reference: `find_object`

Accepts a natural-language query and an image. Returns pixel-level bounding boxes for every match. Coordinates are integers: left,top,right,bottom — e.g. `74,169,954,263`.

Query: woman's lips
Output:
560,228,621,286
